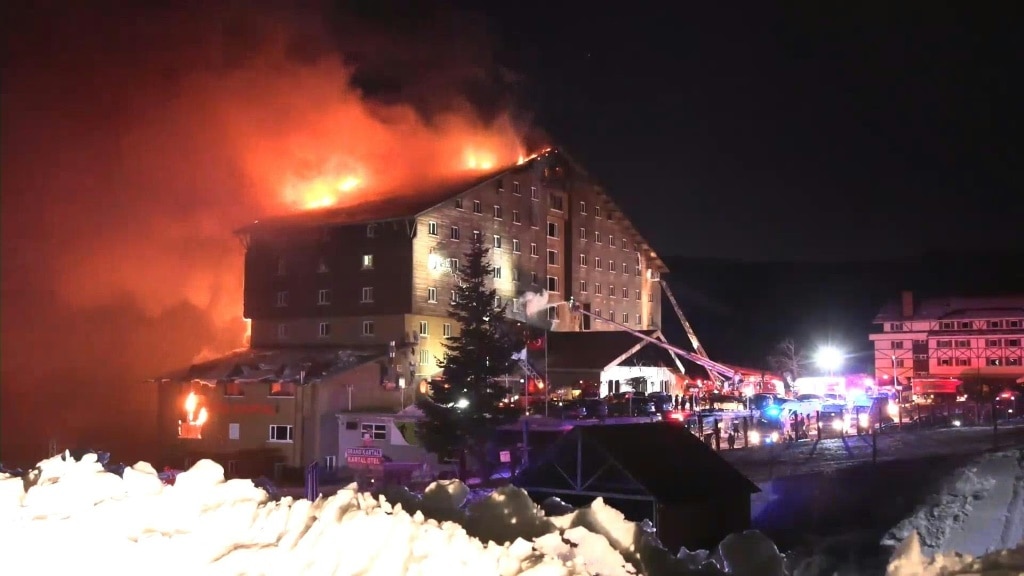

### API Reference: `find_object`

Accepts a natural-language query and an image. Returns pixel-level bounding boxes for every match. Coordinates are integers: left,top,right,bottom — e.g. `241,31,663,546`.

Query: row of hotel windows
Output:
889,356,1023,368
277,320,455,340
274,274,652,309
467,177,616,223
934,338,1022,348
888,319,1023,331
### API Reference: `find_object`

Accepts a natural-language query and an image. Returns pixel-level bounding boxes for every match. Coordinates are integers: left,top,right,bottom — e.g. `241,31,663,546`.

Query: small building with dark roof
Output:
513,422,760,552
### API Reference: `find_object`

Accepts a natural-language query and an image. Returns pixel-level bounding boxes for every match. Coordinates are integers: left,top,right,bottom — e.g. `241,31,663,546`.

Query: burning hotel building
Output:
156,149,670,477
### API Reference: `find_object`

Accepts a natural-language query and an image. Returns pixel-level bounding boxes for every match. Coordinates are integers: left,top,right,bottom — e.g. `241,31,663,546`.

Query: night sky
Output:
472,2,1021,261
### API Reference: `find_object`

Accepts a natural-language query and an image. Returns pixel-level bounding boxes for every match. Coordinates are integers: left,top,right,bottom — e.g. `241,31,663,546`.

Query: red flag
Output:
527,336,545,351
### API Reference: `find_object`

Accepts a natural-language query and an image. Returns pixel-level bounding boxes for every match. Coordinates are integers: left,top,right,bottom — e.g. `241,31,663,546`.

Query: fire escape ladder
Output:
658,279,725,384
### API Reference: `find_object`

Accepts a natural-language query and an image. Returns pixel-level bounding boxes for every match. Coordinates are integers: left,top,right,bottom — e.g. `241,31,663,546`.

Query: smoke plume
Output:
0,1,529,465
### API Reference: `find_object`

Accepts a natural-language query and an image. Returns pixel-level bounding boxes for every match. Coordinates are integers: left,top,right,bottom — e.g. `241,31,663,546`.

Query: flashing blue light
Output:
765,405,781,417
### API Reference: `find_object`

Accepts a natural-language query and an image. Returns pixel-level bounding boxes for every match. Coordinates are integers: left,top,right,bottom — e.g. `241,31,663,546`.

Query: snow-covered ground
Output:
721,421,1024,482
1,451,1023,575
884,448,1024,557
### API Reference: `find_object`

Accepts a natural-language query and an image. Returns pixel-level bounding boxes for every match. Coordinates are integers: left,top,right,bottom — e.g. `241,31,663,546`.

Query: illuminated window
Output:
228,423,240,440
427,221,438,236
362,321,375,336
361,254,374,269
269,425,293,442
270,382,296,397
318,289,331,305
361,287,374,302
224,382,244,397
494,296,502,308
420,349,430,365
361,423,387,441
472,230,481,242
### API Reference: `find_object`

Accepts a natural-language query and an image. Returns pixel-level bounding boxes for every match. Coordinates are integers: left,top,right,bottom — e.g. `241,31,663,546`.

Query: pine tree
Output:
416,235,522,471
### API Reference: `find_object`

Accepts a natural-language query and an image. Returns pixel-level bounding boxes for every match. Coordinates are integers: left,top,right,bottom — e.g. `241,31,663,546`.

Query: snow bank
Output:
0,451,1021,575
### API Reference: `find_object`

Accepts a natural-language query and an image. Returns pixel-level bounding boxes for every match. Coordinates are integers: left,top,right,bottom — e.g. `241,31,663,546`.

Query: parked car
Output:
646,392,675,414
607,396,657,417
582,398,609,419
550,399,588,420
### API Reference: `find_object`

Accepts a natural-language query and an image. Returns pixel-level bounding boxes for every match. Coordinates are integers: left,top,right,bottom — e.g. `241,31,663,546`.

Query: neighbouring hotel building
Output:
154,149,672,477
869,291,1024,394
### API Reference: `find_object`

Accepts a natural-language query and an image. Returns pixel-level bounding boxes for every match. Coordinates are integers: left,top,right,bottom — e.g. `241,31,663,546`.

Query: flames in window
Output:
178,391,209,440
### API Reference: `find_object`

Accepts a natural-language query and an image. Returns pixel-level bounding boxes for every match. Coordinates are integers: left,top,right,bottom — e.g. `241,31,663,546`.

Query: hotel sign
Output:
345,447,384,467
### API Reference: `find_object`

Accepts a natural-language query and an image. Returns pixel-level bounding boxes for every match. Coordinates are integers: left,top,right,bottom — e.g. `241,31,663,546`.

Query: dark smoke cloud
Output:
1,1,526,466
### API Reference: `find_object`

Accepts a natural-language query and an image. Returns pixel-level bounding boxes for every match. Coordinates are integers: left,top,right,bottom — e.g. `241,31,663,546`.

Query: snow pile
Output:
0,452,784,576
1,451,1022,575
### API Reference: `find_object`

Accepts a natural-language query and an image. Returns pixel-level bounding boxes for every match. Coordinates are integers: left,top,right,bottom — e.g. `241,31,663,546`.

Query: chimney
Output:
901,291,914,318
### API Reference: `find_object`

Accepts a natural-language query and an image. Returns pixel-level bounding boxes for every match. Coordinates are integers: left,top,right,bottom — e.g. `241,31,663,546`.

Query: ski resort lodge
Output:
152,149,699,478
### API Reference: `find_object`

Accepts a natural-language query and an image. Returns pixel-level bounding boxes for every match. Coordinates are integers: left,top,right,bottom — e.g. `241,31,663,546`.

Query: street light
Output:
815,346,844,376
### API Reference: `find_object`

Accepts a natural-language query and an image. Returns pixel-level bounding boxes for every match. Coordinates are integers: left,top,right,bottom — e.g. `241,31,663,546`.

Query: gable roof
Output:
546,330,669,372
152,345,389,383
874,295,1024,323
515,422,759,504
235,164,519,234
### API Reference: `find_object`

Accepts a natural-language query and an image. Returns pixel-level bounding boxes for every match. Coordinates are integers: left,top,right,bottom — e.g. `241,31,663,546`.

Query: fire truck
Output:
911,378,965,404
